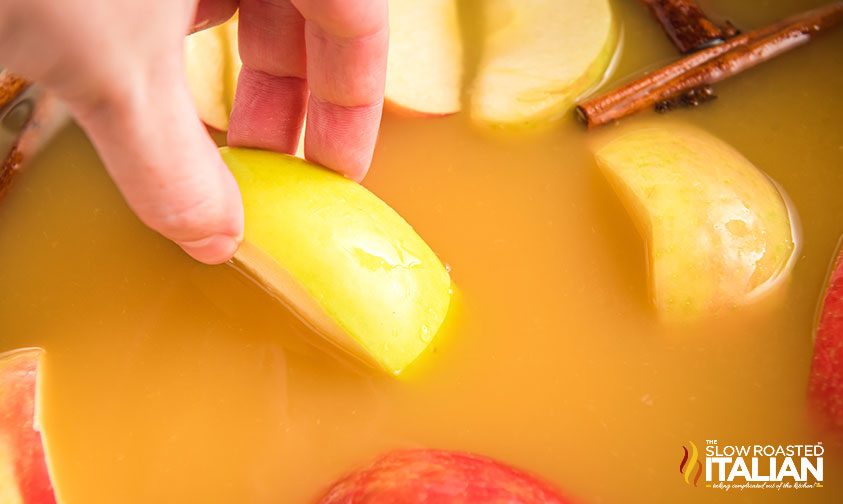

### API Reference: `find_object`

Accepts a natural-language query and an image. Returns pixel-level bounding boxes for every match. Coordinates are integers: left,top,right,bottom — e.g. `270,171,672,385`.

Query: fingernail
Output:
178,234,241,265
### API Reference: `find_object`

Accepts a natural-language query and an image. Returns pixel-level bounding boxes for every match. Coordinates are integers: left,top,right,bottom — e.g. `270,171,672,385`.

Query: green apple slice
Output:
593,124,797,320
220,148,452,374
471,0,617,126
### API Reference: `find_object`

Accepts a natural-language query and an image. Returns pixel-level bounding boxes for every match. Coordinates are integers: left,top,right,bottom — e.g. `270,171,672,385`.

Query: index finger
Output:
292,0,388,181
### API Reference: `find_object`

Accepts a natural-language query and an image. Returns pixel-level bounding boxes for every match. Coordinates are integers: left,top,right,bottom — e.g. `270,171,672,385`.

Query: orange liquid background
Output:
1,0,843,502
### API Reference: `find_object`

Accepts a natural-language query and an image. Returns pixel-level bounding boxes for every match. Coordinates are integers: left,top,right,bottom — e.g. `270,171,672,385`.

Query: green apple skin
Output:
593,124,797,320
471,0,618,127
220,148,452,375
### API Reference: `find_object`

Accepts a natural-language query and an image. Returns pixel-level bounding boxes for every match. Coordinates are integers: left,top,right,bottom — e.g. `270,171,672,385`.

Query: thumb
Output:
68,58,244,265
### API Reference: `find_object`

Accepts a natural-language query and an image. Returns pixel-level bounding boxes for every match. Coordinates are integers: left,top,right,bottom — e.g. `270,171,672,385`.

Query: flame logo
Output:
679,441,703,486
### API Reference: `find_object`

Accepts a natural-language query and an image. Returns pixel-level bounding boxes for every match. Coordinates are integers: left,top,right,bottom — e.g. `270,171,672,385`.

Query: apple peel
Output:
808,238,843,432
0,348,56,504
318,449,573,503
221,147,452,375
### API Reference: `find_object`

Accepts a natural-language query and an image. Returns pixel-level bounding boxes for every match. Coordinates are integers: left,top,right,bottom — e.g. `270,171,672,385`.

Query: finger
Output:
70,55,244,265
227,0,308,155
292,0,388,181
191,0,239,33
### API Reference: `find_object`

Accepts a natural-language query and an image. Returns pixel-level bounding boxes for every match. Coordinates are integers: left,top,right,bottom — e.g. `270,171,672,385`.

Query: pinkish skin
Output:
0,349,56,504
809,242,843,433
318,449,573,504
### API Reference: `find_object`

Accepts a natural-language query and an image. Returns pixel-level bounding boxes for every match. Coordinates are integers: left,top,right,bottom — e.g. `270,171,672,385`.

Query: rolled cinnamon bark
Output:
576,2,843,128
641,0,730,53
1,71,67,202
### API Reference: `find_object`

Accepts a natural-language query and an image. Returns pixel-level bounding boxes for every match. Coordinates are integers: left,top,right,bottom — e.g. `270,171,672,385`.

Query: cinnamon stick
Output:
576,2,843,128
0,71,30,109
1,73,67,204
641,0,732,53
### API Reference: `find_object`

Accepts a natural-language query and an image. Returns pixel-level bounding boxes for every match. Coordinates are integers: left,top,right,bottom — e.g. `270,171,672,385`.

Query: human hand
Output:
0,0,388,264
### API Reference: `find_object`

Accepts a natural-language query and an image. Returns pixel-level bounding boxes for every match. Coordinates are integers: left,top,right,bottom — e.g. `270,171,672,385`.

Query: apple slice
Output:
471,0,617,126
0,348,57,504
592,124,797,320
221,148,452,374
808,239,843,432
318,449,573,503
385,0,463,115
185,23,231,131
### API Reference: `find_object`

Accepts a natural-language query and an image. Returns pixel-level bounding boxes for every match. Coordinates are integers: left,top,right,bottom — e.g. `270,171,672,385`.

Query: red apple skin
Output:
0,348,56,504
809,241,843,431
318,449,573,504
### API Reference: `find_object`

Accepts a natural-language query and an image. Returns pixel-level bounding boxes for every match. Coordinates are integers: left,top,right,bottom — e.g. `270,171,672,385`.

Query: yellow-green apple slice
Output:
221,147,452,374
471,0,617,126
386,0,463,115
0,348,57,504
808,239,843,432
184,23,230,131
318,449,573,503
592,124,797,320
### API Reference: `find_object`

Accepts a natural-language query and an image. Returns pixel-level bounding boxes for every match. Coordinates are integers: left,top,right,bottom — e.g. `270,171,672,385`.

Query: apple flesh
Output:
808,240,843,432
184,21,232,132
318,449,572,503
386,0,463,115
471,0,617,126
0,348,57,504
592,124,797,320
221,148,452,374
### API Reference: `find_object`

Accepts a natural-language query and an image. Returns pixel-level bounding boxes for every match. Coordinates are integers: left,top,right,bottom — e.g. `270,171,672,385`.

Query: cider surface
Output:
1,0,842,502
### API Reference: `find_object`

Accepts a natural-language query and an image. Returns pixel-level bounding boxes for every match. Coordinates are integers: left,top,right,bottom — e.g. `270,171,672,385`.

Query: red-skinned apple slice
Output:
0,348,57,504
385,0,463,116
318,449,573,503
809,239,843,432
